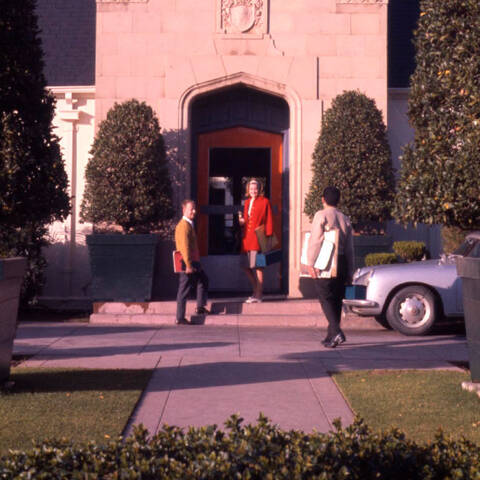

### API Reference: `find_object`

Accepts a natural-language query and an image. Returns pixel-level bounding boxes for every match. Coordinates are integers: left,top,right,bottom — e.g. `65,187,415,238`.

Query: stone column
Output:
59,92,80,297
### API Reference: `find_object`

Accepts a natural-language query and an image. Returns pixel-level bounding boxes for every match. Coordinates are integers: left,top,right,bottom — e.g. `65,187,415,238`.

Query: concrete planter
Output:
86,234,159,301
151,239,178,300
0,257,27,383
456,257,480,382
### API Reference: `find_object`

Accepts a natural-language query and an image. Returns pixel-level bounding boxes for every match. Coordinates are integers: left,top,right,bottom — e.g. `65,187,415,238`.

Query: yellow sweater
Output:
175,218,200,269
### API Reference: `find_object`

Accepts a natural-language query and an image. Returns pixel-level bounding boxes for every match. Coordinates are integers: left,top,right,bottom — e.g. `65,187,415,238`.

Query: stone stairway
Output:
90,296,378,328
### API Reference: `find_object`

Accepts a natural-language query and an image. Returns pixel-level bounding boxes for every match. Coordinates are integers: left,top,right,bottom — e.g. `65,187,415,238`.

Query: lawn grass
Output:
333,369,480,444
0,367,152,455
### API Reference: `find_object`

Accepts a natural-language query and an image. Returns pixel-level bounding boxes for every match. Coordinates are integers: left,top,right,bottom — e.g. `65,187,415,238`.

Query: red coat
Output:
241,196,274,252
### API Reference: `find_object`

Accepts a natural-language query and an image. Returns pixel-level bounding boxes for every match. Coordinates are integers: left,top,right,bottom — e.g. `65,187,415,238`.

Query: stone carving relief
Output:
218,0,267,35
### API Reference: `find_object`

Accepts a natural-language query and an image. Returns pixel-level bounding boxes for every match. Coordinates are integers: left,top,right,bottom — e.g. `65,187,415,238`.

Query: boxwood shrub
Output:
1,416,479,479
365,252,398,266
393,241,427,263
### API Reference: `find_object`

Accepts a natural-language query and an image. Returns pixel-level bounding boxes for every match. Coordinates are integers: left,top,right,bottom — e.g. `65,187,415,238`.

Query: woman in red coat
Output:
238,178,274,303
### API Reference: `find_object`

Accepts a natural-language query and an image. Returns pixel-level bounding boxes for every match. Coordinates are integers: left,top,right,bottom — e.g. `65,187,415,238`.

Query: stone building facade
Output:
36,0,434,306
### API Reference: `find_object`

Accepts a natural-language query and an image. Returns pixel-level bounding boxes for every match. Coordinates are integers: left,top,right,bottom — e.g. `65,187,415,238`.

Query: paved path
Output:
13,321,468,436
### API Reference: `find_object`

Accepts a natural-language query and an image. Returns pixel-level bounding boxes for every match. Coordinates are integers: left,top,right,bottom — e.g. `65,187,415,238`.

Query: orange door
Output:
197,126,283,256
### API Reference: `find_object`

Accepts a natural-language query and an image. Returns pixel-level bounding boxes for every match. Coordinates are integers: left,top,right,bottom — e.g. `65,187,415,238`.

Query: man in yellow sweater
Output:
175,199,209,324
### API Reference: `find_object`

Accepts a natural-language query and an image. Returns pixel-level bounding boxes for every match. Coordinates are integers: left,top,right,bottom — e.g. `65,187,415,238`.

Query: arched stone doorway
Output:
190,85,290,293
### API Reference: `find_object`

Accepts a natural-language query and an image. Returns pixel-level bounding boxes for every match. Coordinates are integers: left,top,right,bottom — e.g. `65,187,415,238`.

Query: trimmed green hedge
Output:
1,416,479,479
365,252,398,266
365,241,428,266
393,241,427,263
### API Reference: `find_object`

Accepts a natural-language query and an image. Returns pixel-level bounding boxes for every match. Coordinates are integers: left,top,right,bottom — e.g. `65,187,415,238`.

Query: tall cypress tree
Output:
304,91,394,233
0,0,70,302
393,0,480,232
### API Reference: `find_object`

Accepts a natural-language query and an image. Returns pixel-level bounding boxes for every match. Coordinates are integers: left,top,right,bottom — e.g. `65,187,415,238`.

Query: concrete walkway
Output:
13,320,468,436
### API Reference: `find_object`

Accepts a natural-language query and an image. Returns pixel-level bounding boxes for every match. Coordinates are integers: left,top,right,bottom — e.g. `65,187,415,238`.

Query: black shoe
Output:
324,332,346,348
195,307,210,315
176,318,190,325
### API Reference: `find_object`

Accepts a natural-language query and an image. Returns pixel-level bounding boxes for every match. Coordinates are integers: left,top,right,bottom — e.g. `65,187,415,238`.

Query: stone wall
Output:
95,0,389,296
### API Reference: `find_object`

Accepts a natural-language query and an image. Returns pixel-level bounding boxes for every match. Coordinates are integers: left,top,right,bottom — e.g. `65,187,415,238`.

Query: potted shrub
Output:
304,90,395,271
80,99,173,301
457,256,480,383
0,1,70,381
0,256,27,383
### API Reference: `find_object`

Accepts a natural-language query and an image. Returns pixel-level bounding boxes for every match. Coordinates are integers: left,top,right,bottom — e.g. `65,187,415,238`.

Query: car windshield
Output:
453,237,480,258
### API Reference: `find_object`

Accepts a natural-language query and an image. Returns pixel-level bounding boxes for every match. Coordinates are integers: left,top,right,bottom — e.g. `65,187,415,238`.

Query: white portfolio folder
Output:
300,229,339,278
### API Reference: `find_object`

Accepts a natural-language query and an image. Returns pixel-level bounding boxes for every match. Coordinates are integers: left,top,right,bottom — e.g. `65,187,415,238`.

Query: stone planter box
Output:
0,257,27,383
456,256,480,383
151,239,178,300
87,234,159,302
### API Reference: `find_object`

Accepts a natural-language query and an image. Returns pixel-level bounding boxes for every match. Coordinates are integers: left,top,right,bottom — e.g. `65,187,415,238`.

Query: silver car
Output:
343,232,480,336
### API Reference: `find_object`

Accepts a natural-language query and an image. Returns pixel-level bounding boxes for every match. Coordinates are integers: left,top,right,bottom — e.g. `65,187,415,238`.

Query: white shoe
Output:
245,296,262,303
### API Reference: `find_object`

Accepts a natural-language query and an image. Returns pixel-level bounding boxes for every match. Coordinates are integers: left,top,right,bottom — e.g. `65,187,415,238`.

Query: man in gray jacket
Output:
307,186,355,348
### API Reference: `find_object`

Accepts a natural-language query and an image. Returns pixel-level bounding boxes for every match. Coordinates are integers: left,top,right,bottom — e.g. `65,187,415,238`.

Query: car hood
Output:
355,258,454,278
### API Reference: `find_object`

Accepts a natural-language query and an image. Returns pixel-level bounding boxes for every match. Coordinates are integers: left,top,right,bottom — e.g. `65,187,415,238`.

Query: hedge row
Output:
365,252,398,266
365,241,427,267
393,241,427,263
1,416,479,479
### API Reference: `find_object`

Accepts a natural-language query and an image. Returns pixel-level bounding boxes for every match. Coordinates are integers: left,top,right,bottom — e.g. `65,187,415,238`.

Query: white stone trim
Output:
42,86,96,301
178,72,303,296
49,86,96,94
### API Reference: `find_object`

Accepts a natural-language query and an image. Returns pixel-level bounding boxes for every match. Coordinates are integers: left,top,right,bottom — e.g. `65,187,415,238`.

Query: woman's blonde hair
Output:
245,177,265,197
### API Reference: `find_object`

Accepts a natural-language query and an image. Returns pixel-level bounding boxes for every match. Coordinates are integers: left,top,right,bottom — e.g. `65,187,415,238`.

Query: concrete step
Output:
90,297,380,328
89,313,328,326
93,297,321,316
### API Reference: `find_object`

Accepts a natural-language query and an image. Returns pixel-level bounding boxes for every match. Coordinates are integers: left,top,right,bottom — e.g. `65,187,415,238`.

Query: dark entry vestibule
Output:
191,86,290,293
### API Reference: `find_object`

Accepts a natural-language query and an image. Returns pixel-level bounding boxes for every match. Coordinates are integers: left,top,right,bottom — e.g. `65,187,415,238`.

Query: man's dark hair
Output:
181,199,195,210
322,187,340,207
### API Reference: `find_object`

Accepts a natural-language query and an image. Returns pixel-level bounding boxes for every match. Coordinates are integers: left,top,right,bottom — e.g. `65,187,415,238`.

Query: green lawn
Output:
333,369,480,444
0,367,152,455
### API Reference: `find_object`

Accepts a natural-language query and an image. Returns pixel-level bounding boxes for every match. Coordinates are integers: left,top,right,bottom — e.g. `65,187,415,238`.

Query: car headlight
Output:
352,269,374,286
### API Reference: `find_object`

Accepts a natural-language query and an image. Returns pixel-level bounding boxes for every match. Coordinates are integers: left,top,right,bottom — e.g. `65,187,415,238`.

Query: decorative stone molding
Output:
337,0,387,3
217,0,268,35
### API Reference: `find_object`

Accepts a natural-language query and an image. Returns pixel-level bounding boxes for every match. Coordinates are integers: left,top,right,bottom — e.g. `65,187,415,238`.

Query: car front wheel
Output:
386,285,437,336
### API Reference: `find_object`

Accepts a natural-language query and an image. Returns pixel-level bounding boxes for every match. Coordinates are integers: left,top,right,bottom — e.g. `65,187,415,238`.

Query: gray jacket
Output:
306,206,355,280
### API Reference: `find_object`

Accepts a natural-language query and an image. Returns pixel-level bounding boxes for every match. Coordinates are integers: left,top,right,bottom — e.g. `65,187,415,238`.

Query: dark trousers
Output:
176,268,209,321
314,254,348,339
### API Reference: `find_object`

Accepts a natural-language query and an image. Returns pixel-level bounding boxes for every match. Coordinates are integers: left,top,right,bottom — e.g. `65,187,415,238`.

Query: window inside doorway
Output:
208,147,270,255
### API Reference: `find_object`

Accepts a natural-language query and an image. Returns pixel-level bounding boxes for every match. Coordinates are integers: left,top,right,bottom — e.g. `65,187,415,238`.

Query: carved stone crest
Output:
220,0,265,34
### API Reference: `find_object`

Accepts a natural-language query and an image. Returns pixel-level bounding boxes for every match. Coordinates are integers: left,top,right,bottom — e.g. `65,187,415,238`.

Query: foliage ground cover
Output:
333,369,480,444
1,415,480,479
0,367,152,455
